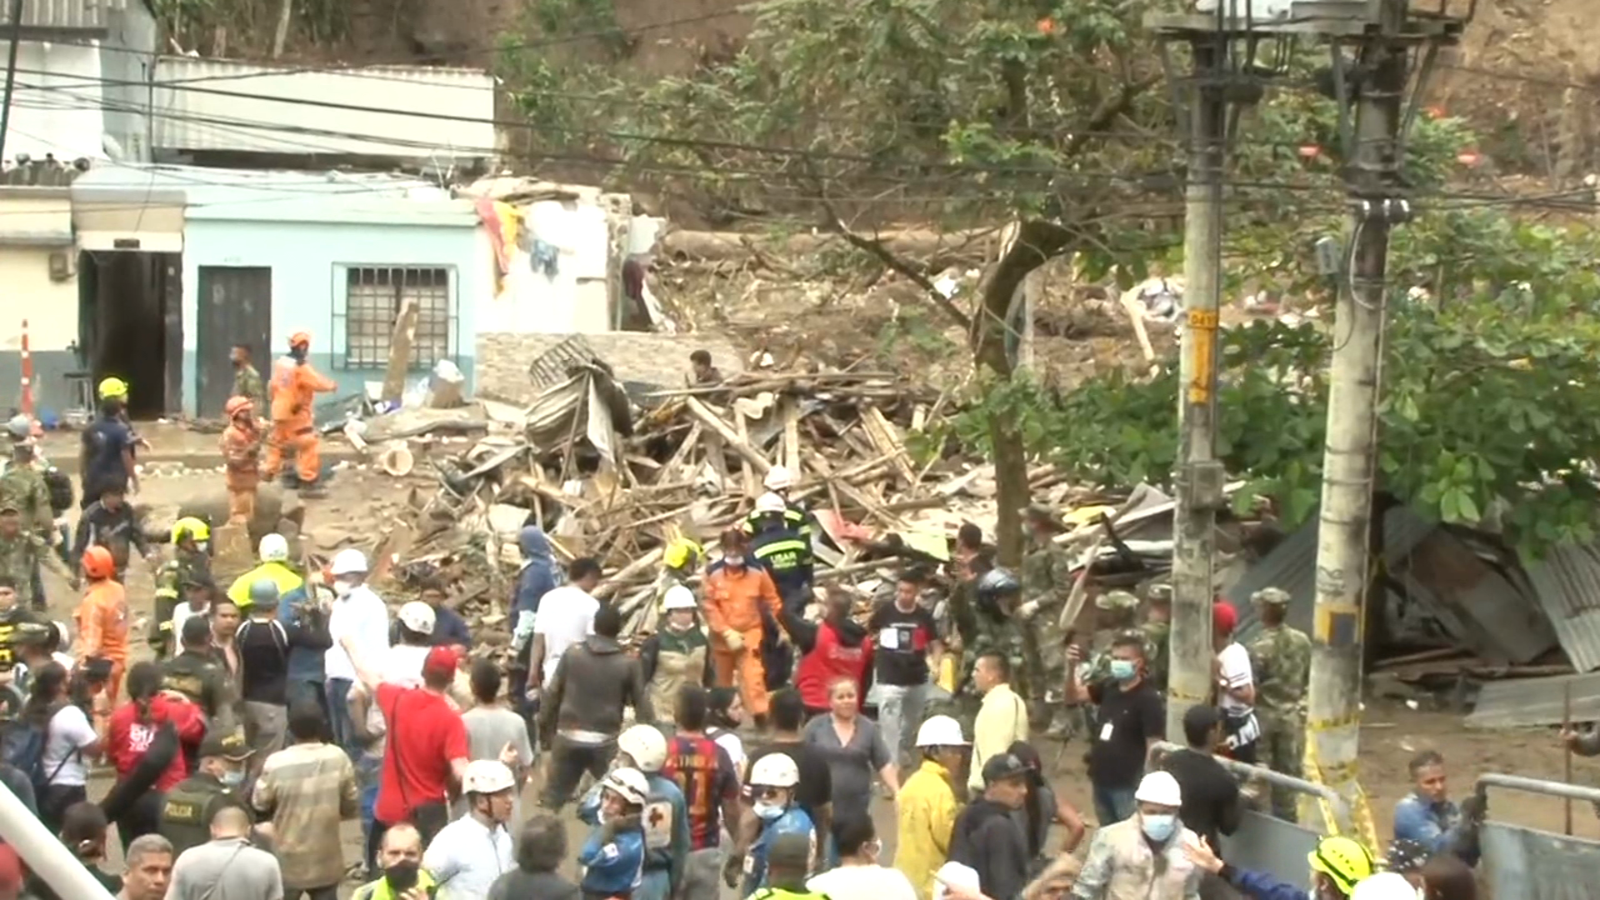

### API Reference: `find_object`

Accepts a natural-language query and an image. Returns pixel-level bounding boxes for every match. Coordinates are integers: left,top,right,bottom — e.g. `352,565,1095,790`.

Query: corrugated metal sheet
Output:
1227,506,1431,644
1217,811,1321,892
1480,822,1600,898
151,57,495,160
1523,542,1600,673
1388,529,1556,665
1465,671,1600,729
1,0,127,30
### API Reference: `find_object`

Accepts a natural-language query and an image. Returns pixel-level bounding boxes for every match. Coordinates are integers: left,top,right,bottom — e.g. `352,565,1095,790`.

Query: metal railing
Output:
0,777,117,900
1473,772,1600,900
1475,772,1600,806
1150,740,1353,829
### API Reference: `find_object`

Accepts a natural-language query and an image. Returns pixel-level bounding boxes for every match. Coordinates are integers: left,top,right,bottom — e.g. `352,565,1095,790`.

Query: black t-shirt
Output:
1162,748,1241,850
867,601,940,686
80,417,132,492
1086,679,1165,788
744,739,833,822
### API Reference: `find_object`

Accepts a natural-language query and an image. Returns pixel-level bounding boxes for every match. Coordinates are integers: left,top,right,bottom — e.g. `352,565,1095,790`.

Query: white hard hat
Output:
662,585,698,612
1350,873,1423,900
601,767,650,806
915,715,969,747
1134,770,1182,807
763,466,794,492
462,759,516,795
618,724,669,773
755,492,787,515
398,601,436,634
258,533,289,563
749,753,800,788
330,548,369,576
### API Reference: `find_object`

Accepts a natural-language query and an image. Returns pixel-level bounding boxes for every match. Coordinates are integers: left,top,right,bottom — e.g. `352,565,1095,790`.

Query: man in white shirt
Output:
1212,601,1259,764
423,760,516,900
324,548,391,760
527,557,602,694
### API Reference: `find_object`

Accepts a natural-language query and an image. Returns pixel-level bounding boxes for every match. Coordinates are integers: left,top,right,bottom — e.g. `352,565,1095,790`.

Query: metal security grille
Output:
342,266,454,369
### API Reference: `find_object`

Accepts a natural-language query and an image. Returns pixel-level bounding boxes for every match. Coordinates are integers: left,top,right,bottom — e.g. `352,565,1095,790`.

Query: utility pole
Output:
0,0,25,164
1307,0,1462,835
1166,36,1229,738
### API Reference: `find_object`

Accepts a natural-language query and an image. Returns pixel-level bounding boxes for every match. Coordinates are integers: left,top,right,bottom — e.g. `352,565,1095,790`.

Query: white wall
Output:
0,247,77,352
7,42,106,163
481,198,612,333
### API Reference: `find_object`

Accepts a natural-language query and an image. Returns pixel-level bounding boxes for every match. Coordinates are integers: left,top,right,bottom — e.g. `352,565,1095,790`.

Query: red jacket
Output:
794,619,873,711
107,695,207,790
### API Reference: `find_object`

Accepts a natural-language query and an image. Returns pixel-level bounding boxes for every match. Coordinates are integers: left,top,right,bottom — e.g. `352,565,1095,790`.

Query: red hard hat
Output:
289,331,312,348
82,545,116,580
1213,600,1238,635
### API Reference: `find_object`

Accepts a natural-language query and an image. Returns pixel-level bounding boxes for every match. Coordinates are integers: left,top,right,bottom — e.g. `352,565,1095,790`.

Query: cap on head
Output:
258,534,290,563
199,730,254,761
1213,601,1238,635
330,548,368,576
1252,586,1291,606
762,466,793,492
1096,590,1139,611
754,492,787,515
1134,770,1182,807
5,415,30,440
289,331,312,349
462,759,516,795
982,753,1031,786
1024,503,1066,531
248,579,281,608
398,601,437,634
424,645,460,675
914,715,968,748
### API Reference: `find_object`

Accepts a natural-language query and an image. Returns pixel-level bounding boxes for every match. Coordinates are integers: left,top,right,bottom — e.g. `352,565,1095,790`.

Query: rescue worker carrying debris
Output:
1020,504,1074,736
264,331,336,497
704,529,789,729
151,518,212,659
751,491,813,691
220,396,262,526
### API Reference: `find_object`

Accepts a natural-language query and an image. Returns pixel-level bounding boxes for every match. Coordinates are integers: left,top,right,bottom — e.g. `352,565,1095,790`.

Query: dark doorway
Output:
77,251,182,419
196,266,273,418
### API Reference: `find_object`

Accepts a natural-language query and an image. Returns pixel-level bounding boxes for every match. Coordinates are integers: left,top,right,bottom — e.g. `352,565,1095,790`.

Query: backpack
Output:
1,701,76,792
43,468,73,515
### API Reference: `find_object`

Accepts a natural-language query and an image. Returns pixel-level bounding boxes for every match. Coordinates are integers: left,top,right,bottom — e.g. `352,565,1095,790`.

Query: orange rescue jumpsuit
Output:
264,355,336,484
220,418,261,525
703,565,784,717
76,579,130,701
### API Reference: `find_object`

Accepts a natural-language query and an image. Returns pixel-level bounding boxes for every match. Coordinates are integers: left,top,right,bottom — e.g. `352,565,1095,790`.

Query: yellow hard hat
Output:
97,377,129,400
663,537,703,570
171,517,211,545
1308,836,1375,894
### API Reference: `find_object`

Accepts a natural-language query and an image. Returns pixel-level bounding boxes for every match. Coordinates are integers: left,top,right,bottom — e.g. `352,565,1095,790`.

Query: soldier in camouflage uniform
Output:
1074,590,1143,735
231,344,268,412
945,567,1027,730
1,436,57,610
1019,505,1075,735
1141,583,1172,691
0,504,75,610
1247,586,1312,822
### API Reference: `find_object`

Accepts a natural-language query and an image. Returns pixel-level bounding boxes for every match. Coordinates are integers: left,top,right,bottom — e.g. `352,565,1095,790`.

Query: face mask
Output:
383,861,421,891
753,802,784,821
1110,659,1138,681
332,581,353,598
195,541,209,554
221,769,245,789
724,555,745,569
1141,813,1177,843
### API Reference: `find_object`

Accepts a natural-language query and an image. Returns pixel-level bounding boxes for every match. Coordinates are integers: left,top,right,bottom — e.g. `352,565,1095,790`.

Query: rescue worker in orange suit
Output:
703,528,790,729
76,545,130,702
264,332,336,497
219,396,261,526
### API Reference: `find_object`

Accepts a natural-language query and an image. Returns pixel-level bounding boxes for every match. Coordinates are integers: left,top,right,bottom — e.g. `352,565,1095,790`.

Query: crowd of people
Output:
0,351,1562,900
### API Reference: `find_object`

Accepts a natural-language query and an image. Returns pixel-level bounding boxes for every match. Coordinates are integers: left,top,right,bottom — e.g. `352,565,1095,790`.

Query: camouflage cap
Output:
0,503,17,515
1252,587,1292,605
1096,590,1139,610
1023,503,1067,531
1146,583,1173,603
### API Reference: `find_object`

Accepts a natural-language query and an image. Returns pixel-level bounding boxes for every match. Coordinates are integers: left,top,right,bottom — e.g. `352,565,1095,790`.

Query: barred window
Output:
341,266,454,369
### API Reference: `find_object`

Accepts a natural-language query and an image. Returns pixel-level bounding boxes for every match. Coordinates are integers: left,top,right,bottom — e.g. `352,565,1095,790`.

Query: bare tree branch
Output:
813,190,974,332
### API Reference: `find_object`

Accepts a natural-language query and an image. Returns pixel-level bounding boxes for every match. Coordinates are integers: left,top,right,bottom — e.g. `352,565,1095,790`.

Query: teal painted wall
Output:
181,216,489,415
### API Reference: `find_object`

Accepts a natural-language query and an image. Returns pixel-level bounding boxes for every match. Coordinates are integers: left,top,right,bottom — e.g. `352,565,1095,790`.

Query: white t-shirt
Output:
327,585,391,681
1217,642,1255,714
714,729,746,776
41,704,97,787
422,814,514,900
808,864,918,900
171,601,208,639
532,586,598,686
382,644,432,686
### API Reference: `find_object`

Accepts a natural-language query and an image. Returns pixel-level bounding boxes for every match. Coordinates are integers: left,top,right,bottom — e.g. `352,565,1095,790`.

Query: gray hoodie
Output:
539,635,654,740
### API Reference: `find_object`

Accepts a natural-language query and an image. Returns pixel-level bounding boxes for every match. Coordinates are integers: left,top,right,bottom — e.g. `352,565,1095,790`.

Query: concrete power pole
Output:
1167,36,1229,737
1307,0,1461,828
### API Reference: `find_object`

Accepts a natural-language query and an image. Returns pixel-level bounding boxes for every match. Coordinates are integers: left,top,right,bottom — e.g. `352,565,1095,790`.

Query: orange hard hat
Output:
289,331,311,348
224,396,253,417
81,545,116,580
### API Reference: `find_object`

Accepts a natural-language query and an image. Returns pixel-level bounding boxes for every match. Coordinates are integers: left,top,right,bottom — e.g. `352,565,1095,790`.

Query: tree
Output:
502,0,1183,563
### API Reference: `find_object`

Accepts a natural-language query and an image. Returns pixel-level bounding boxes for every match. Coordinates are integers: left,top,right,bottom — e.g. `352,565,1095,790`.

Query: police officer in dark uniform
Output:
158,730,255,859
749,491,814,691
161,616,238,769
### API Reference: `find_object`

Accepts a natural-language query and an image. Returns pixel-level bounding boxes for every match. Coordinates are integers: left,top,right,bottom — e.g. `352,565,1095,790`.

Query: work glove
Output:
1017,599,1041,620
722,853,744,889
723,630,745,652
1460,793,1488,823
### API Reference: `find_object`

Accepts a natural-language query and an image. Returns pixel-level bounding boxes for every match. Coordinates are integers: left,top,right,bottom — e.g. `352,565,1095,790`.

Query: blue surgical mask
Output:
221,769,245,789
1110,659,1137,681
753,802,784,821
1141,813,1177,843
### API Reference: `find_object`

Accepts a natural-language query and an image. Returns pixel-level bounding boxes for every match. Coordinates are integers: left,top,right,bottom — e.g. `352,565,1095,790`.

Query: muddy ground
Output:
38,461,1596,896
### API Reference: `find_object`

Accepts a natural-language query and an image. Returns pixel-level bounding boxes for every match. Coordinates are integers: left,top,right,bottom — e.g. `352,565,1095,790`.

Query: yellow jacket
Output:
227,561,305,608
895,759,961,900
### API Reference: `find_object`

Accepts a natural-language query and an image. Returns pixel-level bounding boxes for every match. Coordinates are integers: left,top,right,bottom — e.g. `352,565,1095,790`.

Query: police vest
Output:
161,776,246,858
